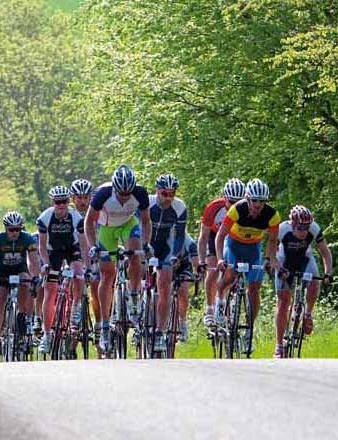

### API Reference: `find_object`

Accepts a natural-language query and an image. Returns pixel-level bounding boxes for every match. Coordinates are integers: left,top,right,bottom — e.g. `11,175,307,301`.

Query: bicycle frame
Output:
1,276,31,362
50,266,73,360
283,271,323,358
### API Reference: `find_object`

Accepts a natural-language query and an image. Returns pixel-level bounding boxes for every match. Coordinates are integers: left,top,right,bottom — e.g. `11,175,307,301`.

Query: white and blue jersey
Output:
149,194,187,267
91,182,149,227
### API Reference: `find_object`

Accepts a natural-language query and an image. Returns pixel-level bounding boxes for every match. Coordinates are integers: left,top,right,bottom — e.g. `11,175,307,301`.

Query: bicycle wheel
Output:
166,293,179,359
286,304,305,358
141,289,156,359
4,303,18,362
51,295,66,360
80,296,92,360
116,285,128,359
232,291,253,359
223,293,235,359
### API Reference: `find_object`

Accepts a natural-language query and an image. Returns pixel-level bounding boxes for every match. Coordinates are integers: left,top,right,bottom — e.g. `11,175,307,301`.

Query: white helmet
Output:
70,179,93,196
49,185,70,200
224,178,246,201
155,173,179,190
3,211,24,227
112,165,136,194
245,179,270,200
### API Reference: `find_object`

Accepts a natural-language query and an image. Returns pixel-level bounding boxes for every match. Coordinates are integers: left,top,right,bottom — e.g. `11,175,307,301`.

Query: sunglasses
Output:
7,227,21,232
159,190,176,198
54,199,69,205
117,191,132,197
295,223,310,231
249,199,266,204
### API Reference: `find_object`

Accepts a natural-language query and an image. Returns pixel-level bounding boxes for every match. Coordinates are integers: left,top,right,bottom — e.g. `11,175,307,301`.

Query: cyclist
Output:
273,205,333,358
70,178,101,349
149,173,187,352
37,185,88,353
177,232,199,342
84,165,152,352
0,212,40,337
215,178,280,352
198,178,246,327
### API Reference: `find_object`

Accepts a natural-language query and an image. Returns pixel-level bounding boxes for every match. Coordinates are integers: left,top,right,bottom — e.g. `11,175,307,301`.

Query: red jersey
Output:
200,198,227,233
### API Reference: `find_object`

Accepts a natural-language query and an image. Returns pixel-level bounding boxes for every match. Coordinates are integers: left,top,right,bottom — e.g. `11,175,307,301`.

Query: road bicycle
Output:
0,275,32,362
165,266,197,359
99,248,144,359
133,257,158,359
282,270,324,358
211,262,262,359
49,265,75,360
77,274,94,360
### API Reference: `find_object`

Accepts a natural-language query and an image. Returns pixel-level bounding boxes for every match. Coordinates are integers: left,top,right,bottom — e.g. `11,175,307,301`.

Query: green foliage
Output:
71,0,338,243
0,0,110,221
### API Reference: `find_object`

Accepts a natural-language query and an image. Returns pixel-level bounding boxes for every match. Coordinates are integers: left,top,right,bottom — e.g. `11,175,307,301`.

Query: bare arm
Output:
215,223,230,262
79,232,90,269
84,206,99,248
27,251,40,278
317,239,333,275
140,208,152,244
265,230,279,267
197,223,210,264
38,232,49,266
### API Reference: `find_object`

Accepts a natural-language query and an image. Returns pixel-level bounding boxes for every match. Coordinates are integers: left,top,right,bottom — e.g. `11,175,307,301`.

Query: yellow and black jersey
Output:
222,199,280,244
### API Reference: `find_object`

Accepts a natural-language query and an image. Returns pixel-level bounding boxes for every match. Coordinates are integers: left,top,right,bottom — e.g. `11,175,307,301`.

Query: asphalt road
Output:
0,359,337,440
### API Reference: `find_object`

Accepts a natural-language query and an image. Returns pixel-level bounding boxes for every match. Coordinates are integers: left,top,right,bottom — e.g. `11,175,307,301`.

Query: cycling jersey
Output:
149,195,187,265
223,199,280,244
36,207,83,251
277,220,323,270
179,234,198,264
200,198,227,233
91,182,149,227
0,231,36,275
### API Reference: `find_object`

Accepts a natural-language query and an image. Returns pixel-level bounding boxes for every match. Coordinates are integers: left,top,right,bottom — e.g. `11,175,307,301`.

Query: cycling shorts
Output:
0,270,29,288
48,245,82,272
225,236,263,283
98,216,140,262
275,255,319,292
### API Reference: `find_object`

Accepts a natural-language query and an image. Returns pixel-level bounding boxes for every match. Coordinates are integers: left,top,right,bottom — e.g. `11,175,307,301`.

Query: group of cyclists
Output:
0,165,333,359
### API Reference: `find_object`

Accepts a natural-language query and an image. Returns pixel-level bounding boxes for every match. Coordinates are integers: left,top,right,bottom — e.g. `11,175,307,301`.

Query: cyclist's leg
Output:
204,233,218,313
0,282,8,334
18,272,33,335
156,264,172,331
97,225,117,323
304,257,319,334
122,217,142,292
90,279,101,323
246,242,264,322
42,253,60,334
69,248,85,328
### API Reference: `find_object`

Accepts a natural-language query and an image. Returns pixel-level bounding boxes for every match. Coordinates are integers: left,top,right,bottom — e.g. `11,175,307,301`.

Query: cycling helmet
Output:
224,178,246,201
245,178,270,200
70,178,93,196
112,165,136,194
155,173,180,190
3,211,24,227
289,205,313,225
49,185,70,200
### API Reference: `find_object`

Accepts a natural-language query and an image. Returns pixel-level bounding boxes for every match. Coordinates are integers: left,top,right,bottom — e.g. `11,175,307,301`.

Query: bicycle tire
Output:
286,303,305,358
5,302,18,362
116,284,128,359
232,290,253,359
51,294,66,360
80,296,91,360
166,292,179,359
